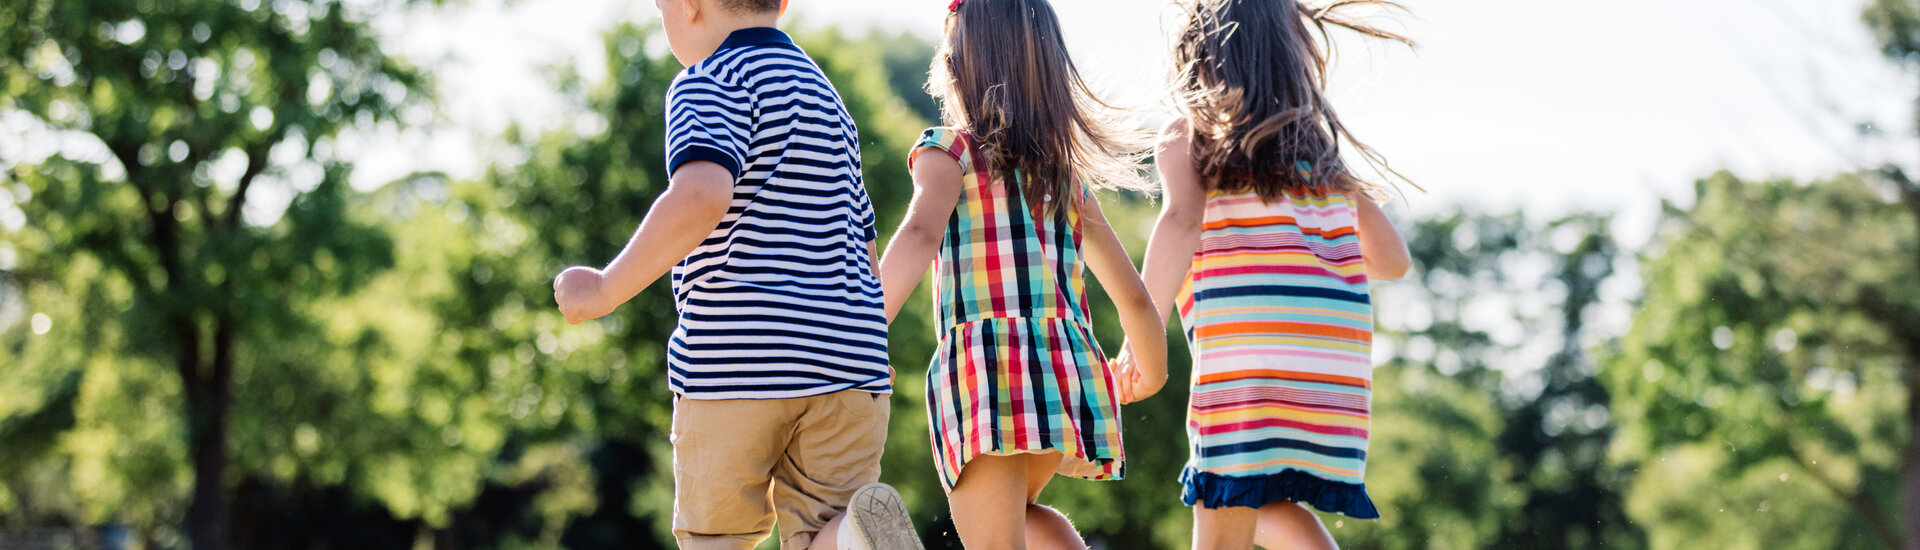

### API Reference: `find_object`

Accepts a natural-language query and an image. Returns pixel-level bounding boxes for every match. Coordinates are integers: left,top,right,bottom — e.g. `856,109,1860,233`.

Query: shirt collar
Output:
717,27,793,51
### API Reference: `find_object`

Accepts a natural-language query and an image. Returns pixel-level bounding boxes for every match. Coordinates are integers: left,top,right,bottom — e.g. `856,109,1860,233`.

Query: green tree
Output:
1487,214,1642,550
0,0,423,548
1866,3,1920,546
1331,210,1640,550
1601,4,1920,549
1603,172,1917,549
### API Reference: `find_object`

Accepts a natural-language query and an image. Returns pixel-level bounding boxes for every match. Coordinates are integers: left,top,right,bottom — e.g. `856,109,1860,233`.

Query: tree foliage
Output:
1603,172,1919,549
1,0,424,548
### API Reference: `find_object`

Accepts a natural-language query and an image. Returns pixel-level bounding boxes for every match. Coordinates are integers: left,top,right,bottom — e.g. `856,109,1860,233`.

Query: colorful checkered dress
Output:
910,128,1125,492
1175,188,1379,518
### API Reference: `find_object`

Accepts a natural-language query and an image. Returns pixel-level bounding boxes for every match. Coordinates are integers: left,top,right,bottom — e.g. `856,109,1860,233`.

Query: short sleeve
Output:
853,178,878,242
907,127,966,171
665,72,752,179
860,201,878,242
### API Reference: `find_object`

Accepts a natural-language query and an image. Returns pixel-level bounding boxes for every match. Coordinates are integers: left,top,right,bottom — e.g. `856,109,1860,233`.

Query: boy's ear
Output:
678,0,702,23
778,0,789,17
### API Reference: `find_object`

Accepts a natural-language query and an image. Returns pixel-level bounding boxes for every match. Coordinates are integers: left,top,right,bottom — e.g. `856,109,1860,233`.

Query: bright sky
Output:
353,0,1918,250
0,0,1903,371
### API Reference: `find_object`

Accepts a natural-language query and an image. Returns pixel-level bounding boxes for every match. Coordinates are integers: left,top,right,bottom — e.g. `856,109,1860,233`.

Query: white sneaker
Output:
839,483,924,550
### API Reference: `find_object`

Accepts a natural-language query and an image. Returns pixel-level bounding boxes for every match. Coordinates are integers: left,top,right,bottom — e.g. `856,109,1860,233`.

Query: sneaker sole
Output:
847,483,924,550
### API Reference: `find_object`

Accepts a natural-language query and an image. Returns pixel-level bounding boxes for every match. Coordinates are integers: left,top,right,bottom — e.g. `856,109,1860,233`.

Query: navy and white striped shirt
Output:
663,27,890,400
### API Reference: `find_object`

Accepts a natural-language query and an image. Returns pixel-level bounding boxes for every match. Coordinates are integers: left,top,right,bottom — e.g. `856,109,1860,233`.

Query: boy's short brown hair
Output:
721,0,780,13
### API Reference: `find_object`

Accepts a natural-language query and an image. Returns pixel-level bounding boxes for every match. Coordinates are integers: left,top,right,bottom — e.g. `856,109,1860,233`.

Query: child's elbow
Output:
1160,201,1205,232
897,222,946,249
1126,294,1165,330
1371,253,1412,281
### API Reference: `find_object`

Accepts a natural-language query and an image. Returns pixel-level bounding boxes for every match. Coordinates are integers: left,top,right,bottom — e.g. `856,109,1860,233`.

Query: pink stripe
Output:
1194,265,1367,284
1198,348,1367,364
1196,418,1369,438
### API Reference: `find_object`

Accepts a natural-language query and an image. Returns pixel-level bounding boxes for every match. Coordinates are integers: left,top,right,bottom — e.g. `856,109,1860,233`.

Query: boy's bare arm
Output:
554,161,734,324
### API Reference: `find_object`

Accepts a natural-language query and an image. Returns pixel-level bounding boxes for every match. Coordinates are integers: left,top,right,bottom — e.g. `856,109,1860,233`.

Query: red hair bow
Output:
948,0,963,11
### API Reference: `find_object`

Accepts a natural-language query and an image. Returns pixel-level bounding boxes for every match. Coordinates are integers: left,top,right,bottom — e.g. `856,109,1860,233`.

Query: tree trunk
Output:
1905,365,1919,550
185,398,229,550
1903,170,1920,550
185,322,235,550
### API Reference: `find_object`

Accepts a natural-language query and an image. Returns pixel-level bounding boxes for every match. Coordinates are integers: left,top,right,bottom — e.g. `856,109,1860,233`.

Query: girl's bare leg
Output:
1193,504,1258,550
1252,501,1338,550
1019,452,1085,550
950,454,1035,550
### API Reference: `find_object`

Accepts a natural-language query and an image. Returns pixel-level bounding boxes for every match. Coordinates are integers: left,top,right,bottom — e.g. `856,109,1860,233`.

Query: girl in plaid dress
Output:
876,0,1167,547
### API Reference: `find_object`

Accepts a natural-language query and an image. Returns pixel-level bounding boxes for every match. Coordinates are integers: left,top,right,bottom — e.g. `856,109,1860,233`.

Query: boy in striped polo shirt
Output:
552,1,920,548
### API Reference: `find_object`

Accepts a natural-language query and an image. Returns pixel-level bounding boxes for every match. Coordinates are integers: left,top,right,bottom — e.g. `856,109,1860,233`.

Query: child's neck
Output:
686,15,782,64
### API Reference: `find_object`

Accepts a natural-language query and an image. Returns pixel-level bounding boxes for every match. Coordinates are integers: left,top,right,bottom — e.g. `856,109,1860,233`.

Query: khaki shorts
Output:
671,390,890,550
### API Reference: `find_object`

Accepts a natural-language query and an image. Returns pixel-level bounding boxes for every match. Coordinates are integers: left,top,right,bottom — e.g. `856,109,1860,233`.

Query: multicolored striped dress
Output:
911,128,1125,492
1175,188,1379,518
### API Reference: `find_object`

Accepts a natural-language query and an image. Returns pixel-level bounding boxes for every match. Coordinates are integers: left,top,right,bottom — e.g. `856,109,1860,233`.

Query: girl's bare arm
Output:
877,149,964,323
1348,192,1411,280
1082,194,1169,402
1139,121,1208,320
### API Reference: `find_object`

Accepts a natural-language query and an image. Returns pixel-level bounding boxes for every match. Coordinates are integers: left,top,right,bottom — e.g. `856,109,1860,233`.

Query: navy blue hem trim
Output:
669,146,742,179
718,27,793,51
1179,467,1380,519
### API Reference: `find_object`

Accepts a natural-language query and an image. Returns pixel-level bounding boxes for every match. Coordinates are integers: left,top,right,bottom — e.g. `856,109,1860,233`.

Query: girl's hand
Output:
1113,344,1167,404
1111,348,1139,404
554,266,616,324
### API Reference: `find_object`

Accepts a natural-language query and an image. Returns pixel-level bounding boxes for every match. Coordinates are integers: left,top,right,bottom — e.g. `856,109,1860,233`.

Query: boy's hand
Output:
554,266,616,324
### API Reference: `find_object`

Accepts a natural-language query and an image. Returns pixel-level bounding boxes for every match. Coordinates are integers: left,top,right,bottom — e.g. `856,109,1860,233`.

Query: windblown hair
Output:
929,0,1151,213
1171,0,1416,199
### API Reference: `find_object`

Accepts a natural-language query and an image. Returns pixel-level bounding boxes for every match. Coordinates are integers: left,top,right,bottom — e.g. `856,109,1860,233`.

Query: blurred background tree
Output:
1603,172,1917,550
1324,210,1640,550
1595,3,1920,549
0,0,425,548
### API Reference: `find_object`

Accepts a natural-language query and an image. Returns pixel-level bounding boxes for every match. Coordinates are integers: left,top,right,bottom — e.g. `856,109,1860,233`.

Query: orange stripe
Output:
1203,215,1297,231
1194,369,1371,389
1193,402,1371,422
1202,216,1357,240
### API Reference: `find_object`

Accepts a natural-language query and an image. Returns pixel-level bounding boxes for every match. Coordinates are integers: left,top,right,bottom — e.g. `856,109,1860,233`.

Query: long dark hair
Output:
1171,0,1415,199
929,0,1150,213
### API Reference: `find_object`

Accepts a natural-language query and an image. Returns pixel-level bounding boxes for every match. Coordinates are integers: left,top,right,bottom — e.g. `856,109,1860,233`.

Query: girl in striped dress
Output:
876,0,1167,548
1115,0,1413,548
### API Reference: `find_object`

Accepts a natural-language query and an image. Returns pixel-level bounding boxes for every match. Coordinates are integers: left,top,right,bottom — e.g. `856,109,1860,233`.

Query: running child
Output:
552,0,920,548
1115,0,1414,548
874,1,1169,548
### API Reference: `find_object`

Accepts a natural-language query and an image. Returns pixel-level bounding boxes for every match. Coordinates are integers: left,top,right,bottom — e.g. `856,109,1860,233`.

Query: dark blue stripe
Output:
669,146,741,179
679,316,889,344
667,348,889,374
682,298,887,321
686,276,882,298
1198,438,1368,461
1192,285,1370,304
